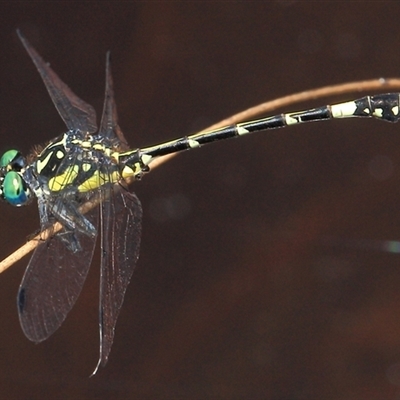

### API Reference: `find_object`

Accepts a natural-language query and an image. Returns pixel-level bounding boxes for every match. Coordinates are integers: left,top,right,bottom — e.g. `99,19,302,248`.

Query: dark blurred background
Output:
1,2,400,399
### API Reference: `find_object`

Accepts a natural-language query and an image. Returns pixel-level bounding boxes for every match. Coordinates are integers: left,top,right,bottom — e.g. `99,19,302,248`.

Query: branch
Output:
1,78,400,274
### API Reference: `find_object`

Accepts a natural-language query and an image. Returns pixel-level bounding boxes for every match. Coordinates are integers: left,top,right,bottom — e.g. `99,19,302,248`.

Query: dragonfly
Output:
2,31,400,375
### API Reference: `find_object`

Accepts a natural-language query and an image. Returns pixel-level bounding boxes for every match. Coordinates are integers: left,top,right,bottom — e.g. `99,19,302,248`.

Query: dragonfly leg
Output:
52,196,97,238
58,229,82,253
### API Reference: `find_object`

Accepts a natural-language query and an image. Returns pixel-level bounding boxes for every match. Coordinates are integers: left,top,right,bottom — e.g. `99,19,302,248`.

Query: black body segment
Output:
118,93,400,177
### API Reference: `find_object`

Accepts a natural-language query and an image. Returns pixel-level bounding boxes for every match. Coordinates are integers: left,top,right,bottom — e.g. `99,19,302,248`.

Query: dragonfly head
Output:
0,149,32,206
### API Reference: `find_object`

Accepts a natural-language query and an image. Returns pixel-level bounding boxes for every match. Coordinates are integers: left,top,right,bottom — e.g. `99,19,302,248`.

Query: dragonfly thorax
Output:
31,132,121,195
0,130,123,207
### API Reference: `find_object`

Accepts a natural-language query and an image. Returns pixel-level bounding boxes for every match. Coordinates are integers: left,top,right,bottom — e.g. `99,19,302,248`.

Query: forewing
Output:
17,206,98,342
94,186,142,373
17,30,97,133
98,52,129,150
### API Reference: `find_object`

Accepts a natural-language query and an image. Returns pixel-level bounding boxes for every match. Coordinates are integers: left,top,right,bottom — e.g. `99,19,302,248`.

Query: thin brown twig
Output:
1,77,400,274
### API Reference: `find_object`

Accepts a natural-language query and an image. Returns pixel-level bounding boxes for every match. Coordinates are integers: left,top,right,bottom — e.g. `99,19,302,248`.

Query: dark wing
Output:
17,205,98,342
92,185,142,375
17,30,97,133
98,52,129,150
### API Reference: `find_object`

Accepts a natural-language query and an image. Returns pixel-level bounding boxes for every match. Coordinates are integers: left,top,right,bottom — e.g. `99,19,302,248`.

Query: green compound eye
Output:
2,171,30,206
0,149,20,168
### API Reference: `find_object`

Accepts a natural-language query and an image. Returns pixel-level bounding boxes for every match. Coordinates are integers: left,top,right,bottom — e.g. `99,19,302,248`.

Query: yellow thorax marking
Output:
78,170,120,192
48,164,79,192
36,151,54,175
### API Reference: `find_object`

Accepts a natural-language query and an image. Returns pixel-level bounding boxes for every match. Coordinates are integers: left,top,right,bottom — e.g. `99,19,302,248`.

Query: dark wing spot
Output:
17,287,26,314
